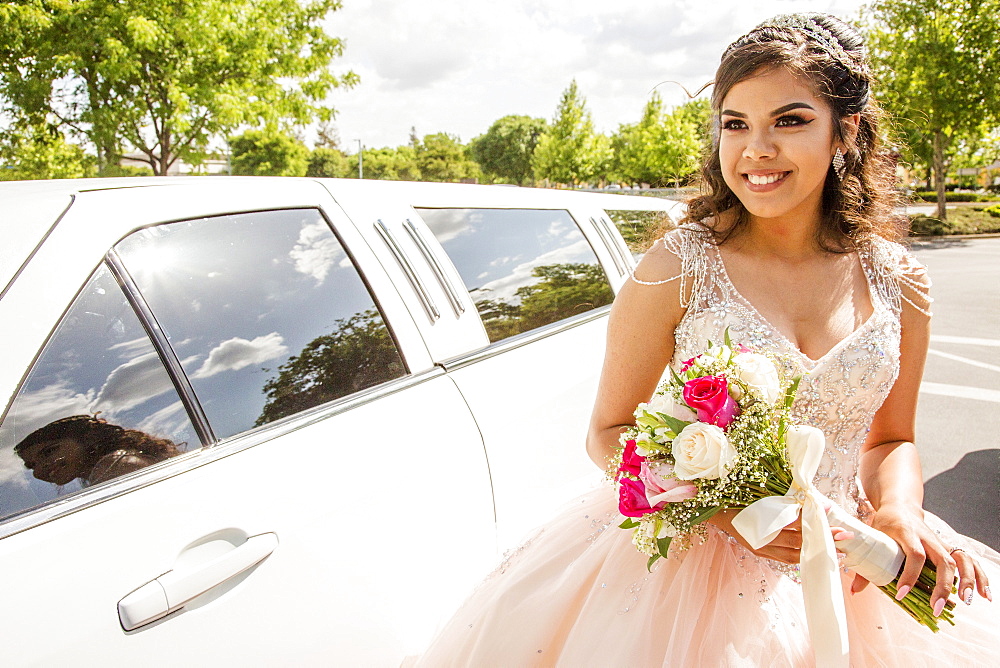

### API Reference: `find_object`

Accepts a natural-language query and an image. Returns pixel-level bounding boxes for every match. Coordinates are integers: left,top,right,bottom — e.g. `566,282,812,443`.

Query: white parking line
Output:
920,381,1000,403
930,335,1000,347
927,349,1000,373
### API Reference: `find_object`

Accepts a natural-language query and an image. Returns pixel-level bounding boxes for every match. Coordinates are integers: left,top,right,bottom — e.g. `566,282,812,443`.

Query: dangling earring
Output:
832,148,846,181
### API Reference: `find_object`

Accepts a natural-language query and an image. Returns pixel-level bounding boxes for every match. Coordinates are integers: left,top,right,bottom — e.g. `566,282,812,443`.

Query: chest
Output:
715,248,874,361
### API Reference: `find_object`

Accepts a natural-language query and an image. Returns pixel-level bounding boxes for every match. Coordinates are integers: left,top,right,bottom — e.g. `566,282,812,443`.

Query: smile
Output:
744,172,789,185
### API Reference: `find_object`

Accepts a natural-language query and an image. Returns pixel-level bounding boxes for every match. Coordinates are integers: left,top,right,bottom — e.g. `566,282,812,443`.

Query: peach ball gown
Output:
417,229,1000,667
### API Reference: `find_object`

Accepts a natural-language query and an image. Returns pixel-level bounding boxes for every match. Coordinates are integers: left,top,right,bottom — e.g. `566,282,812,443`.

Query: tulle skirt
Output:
417,486,1000,667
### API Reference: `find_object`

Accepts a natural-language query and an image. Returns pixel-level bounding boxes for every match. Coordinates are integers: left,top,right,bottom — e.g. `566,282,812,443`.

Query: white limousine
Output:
0,177,677,665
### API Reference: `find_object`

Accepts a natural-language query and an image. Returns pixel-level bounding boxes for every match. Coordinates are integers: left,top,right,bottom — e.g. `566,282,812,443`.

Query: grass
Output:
909,204,1000,236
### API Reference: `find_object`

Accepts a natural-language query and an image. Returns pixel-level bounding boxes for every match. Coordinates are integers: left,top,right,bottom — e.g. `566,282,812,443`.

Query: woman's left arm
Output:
857,265,990,610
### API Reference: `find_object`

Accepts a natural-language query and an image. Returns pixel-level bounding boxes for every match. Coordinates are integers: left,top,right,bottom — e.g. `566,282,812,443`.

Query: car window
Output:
604,209,676,257
415,208,613,342
0,265,198,522
114,209,405,439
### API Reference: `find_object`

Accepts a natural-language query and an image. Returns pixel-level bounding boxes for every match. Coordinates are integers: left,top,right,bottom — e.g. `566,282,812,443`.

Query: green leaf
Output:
656,535,673,558
724,327,733,349
619,518,639,529
783,376,802,410
659,413,691,436
646,554,662,572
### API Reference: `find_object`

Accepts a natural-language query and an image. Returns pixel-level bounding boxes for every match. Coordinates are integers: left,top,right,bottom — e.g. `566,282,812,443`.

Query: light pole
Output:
356,139,363,179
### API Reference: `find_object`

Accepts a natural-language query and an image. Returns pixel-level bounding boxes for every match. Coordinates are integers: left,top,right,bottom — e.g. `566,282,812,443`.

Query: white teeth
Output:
746,173,784,185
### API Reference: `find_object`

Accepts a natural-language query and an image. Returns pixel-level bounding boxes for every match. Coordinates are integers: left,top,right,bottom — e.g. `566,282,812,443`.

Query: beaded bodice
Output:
664,230,926,514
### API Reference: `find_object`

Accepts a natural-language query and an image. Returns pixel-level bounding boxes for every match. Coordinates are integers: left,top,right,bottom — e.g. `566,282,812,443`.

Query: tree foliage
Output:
0,0,357,175
230,128,309,176
415,132,481,182
0,123,96,180
361,145,421,181
611,93,702,187
475,263,613,341
469,115,548,184
531,80,611,185
864,0,1000,218
256,309,405,425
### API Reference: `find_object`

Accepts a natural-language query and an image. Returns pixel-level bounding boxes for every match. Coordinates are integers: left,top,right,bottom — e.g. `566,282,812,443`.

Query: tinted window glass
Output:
604,209,675,257
0,265,197,521
416,208,613,342
115,209,405,438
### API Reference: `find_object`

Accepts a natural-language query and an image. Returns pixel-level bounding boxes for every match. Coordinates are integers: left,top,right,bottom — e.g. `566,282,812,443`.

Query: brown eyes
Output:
720,116,813,131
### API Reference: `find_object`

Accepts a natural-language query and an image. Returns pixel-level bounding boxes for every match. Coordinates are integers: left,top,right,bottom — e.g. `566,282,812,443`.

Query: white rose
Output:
645,391,697,422
732,352,782,405
671,423,737,480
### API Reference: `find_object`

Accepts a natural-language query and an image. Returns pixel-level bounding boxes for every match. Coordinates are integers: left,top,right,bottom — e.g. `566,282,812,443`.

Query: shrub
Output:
908,215,952,236
912,191,986,203
984,204,1000,218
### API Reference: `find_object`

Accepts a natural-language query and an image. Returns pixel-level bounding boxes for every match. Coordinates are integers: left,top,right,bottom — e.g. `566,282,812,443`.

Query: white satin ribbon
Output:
731,425,849,668
827,504,904,587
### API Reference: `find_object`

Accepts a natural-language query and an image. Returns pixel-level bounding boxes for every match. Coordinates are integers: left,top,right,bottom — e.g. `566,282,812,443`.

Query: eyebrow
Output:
720,102,816,118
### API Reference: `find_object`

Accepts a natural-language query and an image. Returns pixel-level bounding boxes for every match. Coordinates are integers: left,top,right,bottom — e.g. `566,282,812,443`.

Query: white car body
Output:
0,177,679,665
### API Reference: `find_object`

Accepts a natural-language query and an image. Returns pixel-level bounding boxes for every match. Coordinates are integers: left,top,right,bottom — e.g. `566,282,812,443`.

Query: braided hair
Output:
683,13,903,250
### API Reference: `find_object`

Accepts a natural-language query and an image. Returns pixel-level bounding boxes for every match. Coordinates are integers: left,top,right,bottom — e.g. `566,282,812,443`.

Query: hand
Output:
710,509,802,564
850,503,991,612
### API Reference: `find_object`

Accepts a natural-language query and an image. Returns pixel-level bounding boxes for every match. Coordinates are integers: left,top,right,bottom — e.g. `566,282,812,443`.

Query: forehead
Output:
721,67,828,113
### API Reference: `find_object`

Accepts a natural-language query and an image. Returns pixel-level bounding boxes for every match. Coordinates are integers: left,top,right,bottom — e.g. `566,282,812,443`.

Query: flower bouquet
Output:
610,333,955,635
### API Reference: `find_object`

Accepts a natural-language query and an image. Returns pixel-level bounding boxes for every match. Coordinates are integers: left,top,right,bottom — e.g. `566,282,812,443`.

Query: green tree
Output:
230,128,309,176
307,147,352,177
415,132,481,182
361,145,421,181
865,0,1000,218
532,80,611,185
469,115,548,184
0,123,96,180
611,93,701,187
256,309,404,425
0,0,357,176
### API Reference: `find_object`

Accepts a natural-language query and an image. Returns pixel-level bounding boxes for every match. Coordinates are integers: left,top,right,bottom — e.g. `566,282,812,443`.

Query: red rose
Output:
682,375,740,429
619,439,644,477
618,477,659,517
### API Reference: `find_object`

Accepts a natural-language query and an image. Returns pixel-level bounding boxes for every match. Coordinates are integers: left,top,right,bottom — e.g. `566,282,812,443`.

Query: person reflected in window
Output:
15,415,183,486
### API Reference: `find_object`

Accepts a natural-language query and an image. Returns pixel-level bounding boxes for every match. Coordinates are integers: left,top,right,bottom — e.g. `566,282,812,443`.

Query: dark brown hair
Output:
681,13,904,250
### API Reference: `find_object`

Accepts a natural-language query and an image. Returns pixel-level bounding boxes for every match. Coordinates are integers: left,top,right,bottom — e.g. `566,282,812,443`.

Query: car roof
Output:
0,176,679,295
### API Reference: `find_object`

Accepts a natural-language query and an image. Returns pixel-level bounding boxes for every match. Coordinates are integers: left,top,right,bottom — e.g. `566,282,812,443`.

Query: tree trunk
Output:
933,129,947,221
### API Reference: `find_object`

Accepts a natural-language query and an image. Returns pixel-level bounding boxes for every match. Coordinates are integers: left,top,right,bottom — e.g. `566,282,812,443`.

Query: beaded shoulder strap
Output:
628,227,709,309
860,237,933,317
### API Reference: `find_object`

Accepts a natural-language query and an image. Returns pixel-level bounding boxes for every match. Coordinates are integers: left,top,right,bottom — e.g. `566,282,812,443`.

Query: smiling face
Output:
718,66,841,229
17,437,89,485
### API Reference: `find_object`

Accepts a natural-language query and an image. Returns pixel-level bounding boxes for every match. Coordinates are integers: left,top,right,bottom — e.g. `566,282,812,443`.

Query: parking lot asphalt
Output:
909,236,1000,551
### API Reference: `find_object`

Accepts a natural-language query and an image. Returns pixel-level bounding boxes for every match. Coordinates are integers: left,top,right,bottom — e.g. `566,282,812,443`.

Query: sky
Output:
320,0,870,152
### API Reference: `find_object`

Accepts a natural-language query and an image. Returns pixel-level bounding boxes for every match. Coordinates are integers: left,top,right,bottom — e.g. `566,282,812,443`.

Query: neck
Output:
736,210,825,260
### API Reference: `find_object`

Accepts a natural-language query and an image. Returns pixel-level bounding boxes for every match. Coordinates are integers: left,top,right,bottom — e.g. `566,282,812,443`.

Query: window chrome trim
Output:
0,368,445,542
106,249,217,446
403,218,465,317
374,220,440,323
439,305,611,371
602,215,634,271
590,215,626,277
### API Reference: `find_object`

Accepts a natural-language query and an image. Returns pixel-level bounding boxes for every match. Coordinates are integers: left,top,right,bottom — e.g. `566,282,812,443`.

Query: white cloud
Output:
192,333,289,379
93,352,176,415
289,220,345,285
0,382,94,439
137,401,194,446
323,0,870,150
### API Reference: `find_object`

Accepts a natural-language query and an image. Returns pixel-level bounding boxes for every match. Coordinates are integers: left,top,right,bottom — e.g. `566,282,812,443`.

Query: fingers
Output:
928,548,956,616
850,573,871,595
893,539,927,603
953,549,993,604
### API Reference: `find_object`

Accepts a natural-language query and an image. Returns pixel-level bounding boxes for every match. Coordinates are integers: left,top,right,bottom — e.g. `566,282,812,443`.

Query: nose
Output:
743,128,776,161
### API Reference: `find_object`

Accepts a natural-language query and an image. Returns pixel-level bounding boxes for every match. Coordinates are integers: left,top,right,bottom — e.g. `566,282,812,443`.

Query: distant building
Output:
119,152,229,175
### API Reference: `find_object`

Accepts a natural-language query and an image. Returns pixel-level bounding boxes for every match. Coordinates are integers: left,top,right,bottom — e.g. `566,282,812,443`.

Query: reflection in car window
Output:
416,208,613,342
604,209,675,257
0,266,197,522
115,209,405,439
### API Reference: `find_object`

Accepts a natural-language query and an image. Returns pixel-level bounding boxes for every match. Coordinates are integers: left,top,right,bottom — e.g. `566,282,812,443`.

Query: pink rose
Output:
682,375,740,429
618,478,657,517
619,439,644,477
639,460,698,504
680,356,699,372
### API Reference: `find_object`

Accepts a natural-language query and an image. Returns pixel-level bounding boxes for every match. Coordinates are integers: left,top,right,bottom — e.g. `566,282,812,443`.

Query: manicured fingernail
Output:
963,587,974,605
833,531,854,541
895,585,910,601
933,598,946,617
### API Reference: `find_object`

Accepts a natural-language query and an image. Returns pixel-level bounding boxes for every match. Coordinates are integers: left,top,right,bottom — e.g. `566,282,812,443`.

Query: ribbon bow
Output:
731,425,849,668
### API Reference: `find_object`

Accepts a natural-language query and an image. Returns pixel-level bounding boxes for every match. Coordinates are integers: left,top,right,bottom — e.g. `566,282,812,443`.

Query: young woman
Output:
419,14,997,666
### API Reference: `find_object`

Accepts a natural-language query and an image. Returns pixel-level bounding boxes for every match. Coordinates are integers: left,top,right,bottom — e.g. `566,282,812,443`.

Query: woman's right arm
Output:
585,239,687,468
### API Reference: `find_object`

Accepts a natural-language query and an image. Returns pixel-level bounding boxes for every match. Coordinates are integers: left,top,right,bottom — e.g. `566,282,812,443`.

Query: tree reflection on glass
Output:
474,262,613,342
256,308,405,425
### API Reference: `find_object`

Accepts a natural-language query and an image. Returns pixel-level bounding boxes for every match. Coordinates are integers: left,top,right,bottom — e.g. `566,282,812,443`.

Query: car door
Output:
0,180,496,665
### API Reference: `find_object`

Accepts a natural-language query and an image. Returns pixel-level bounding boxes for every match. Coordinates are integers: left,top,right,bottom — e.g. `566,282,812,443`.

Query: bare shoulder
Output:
631,228,689,285
896,247,933,320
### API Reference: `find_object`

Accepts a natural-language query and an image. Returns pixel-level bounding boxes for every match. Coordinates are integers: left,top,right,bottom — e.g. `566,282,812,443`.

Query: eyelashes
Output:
720,115,814,131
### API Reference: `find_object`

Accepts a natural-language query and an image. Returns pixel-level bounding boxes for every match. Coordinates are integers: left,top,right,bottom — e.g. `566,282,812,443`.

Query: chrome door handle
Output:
118,532,278,631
